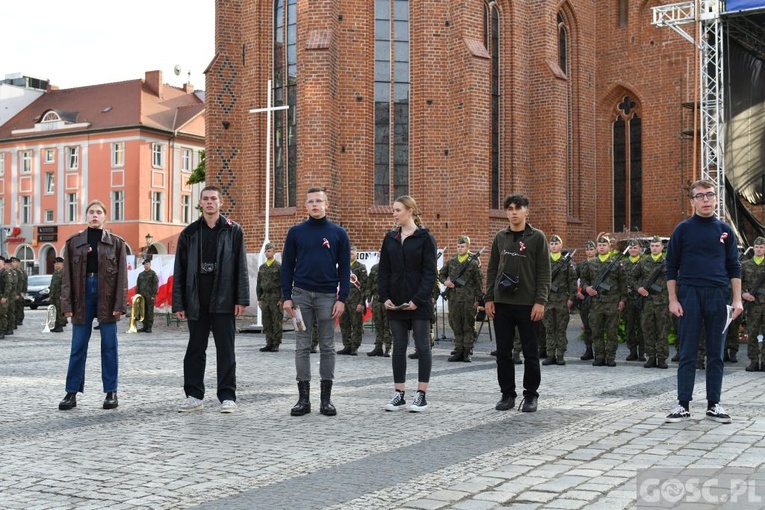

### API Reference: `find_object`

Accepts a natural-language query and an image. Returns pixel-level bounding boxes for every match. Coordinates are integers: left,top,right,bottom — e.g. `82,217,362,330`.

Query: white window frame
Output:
66,146,79,170
45,149,55,163
66,193,78,222
151,143,164,168
112,142,125,167
20,151,32,174
181,148,192,172
111,190,124,221
0,153,5,176
45,172,55,194
151,191,163,221
45,210,54,223
0,198,4,224
20,196,31,224
181,194,191,224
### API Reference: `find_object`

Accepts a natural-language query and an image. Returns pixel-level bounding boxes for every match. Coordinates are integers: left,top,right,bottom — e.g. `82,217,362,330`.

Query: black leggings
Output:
389,319,432,384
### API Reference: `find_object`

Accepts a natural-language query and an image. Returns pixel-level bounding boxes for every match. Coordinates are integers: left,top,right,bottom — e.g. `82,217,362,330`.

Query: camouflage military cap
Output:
628,239,639,247
265,243,276,250
650,236,662,244
457,236,470,245
597,236,610,244
55,256,65,262
9,257,18,262
585,241,595,249
549,234,562,243
755,237,765,246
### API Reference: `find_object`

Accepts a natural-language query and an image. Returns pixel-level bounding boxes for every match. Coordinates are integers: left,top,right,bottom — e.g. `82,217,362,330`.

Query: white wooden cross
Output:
247,80,289,330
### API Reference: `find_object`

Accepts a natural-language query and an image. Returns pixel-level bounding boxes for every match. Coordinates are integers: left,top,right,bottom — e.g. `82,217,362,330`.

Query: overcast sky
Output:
1,1,215,91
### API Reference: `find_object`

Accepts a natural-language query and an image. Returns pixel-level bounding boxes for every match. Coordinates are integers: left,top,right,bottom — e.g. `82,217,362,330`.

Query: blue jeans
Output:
65,276,119,393
292,287,337,381
676,285,728,403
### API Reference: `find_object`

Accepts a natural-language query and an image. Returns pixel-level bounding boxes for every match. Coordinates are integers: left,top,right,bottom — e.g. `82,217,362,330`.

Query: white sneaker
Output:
178,396,204,413
220,400,237,413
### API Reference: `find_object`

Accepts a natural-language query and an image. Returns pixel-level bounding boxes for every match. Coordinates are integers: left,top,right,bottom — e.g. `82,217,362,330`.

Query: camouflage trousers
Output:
5,298,17,331
261,299,283,347
448,300,476,354
340,305,365,348
640,300,670,359
623,297,644,353
0,301,7,332
52,299,67,328
371,302,391,348
746,304,765,361
589,299,621,360
543,300,570,357
15,297,24,324
143,298,155,329
578,300,592,346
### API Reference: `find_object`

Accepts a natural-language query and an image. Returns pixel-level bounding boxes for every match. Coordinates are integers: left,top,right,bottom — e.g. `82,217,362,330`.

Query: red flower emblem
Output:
322,238,330,249
519,241,526,252
87,246,92,253
720,232,728,244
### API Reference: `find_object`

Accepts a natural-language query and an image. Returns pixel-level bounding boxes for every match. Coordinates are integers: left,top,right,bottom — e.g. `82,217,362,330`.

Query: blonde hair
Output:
394,195,422,226
85,200,107,216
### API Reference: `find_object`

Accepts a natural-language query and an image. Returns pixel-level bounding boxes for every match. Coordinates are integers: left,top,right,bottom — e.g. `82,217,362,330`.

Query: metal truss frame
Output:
652,1,726,218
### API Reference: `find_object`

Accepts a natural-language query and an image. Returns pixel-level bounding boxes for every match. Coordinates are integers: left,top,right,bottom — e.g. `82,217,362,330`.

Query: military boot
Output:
580,346,594,361
383,345,391,357
656,358,668,369
644,357,656,368
745,360,760,372
592,357,606,367
290,381,311,416
367,346,384,357
319,380,337,416
728,350,738,363
513,351,522,364
447,351,464,362
542,356,557,366
336,346,353,355
626,348,638,361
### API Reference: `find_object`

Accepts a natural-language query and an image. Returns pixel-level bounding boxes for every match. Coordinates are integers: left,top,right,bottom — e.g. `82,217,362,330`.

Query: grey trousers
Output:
292,287,337,381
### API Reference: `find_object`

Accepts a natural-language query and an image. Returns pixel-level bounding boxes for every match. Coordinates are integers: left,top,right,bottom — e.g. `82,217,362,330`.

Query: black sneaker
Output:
706,404,732,424
409,390,428,412
385,390,406,411
665,404,691,423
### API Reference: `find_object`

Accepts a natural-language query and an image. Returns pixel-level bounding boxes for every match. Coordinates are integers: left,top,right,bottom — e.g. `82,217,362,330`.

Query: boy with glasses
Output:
665,180,743,423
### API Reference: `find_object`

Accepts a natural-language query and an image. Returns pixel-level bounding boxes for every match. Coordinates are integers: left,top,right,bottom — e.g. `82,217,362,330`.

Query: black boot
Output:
644,357,656,368
746,360,760,372
637,349,646,362
336,346,352,355
542,356,557,366
320,380,337,416
538,347,547,359
723,349,730,362
259,344,273,352
447,352,464,362
656,358,668,369
580,346,594,361
409,350,419,359
59,392,77,410
290,381,311,416
626,348,638,361
367,346,384,357
729,350,738,363
513,352,522,364
671,352,680,362
383,345,391,357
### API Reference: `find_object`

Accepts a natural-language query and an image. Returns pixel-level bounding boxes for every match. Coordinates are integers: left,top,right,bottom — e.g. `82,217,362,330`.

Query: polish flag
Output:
126,256,176,310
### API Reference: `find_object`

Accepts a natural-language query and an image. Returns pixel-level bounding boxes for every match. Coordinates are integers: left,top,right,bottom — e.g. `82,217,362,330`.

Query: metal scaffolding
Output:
652,1,726,218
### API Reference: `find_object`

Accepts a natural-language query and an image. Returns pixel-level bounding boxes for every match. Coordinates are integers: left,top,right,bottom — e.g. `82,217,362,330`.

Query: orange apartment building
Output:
0,71,205,274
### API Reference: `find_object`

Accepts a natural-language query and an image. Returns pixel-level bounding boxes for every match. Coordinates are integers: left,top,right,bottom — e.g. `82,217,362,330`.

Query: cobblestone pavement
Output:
1,311,764,509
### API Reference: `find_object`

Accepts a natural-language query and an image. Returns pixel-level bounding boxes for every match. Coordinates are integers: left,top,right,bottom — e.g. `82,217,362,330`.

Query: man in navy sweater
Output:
281,187,351,417
665,179,743,424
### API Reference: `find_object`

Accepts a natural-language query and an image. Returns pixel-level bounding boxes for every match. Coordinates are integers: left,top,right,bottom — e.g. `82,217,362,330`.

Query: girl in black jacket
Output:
378,196,437,412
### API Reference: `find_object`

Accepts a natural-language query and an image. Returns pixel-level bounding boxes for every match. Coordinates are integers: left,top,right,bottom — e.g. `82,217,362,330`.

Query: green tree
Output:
187,149,206,185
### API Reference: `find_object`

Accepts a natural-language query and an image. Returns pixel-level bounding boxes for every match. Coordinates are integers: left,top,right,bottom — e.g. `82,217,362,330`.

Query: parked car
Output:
24,274,53,309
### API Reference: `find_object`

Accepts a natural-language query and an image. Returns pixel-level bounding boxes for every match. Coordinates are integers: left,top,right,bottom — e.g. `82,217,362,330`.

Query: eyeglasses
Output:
692,192,716,201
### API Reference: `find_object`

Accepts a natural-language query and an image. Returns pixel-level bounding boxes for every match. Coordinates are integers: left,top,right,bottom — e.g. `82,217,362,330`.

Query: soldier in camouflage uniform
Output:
136,259,159,333
49,257,67,332
576,241,597,360
366,261,392,357
257,243,283,352
542,235,577,365
634,237,671,368
0,256,8,339
579,235,627,366
3,257,18,335
338,247,368,355
742,237,765,372
622,240,646,361
12,257,26,327
440,236,483,362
